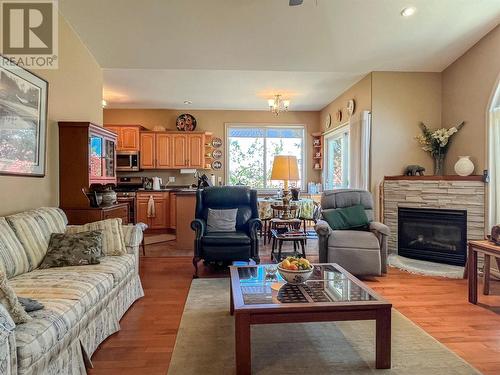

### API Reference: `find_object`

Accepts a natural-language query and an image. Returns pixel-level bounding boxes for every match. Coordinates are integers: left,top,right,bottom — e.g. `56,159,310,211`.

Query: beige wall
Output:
103,109,321,186
371,72,442,214
442,25,500,174
0,15,103,216
319,74,372,133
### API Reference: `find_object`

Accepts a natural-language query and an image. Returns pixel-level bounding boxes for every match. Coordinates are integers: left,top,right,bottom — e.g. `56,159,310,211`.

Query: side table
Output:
270,229,307,262
467,240,500,304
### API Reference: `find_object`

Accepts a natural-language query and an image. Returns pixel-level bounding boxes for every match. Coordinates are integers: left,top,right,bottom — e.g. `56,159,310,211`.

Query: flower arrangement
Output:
415,122,465,175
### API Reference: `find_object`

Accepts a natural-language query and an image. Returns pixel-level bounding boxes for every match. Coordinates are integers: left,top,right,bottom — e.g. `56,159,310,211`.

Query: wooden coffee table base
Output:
233,308,391,374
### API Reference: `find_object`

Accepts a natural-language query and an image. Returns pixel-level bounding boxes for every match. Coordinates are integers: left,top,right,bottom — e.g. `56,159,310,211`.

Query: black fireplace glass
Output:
398,207,467,266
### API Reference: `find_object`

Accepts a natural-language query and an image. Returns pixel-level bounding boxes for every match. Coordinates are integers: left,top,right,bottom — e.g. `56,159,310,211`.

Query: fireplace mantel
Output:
383,177,486,256
385,175,484,181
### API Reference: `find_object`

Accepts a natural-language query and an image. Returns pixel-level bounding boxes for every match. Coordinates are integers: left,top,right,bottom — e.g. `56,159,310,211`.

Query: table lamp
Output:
271,155,299,218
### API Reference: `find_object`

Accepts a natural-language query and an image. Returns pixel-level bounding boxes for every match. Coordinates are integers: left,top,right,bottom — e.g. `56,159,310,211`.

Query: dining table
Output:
257,197,315,220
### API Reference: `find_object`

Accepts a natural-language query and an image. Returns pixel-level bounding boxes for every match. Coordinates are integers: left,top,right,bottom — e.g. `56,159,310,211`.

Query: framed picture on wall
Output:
0,56,48,177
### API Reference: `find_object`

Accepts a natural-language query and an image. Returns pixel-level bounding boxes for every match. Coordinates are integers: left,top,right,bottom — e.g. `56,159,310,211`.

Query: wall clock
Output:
325,113,332,129
335,109,342,122
347,99,356,116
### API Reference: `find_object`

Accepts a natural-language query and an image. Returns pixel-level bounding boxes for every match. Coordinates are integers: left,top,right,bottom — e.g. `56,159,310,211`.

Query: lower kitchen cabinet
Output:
136,192,169,229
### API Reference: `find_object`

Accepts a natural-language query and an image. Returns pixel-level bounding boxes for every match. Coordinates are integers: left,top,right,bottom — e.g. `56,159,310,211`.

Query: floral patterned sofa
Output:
0,207,144,375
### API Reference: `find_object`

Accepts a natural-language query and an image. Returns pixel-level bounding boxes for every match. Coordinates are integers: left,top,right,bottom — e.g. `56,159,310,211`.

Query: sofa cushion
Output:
10,270,114,310
0,217,30,278
14,298,86,370
66,219,127,256
202,231,251,246
39,254,136,286
6,208,67,271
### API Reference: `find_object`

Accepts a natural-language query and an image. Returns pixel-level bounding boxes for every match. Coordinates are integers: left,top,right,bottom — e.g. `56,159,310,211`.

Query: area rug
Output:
168,279,479,374
388,253,464,279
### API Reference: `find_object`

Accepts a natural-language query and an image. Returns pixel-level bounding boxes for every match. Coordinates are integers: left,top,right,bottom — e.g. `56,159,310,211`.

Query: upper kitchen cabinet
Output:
140,131,210,170
104,125,143,151
140,132,156,169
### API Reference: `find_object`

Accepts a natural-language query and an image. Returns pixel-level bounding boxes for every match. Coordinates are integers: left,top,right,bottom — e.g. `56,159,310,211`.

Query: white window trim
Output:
323,123,350,190
224,123,307,191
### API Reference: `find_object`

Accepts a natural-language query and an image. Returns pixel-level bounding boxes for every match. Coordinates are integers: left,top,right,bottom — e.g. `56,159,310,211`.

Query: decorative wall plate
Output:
211,137,222,148
347,99,356,116
212,160,222,170
176,113,197,131
325,113,332,129
212,149,222,159
335,109,342,122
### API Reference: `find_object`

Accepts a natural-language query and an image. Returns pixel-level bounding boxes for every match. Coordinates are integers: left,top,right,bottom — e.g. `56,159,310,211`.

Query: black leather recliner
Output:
191,186,262,277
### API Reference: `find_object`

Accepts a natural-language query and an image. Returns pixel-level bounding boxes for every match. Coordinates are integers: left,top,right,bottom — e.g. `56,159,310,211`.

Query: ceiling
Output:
59,0,500,111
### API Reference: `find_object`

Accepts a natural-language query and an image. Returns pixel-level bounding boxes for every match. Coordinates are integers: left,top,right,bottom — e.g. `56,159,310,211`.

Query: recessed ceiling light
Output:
184,100,192,105
401,6,416,17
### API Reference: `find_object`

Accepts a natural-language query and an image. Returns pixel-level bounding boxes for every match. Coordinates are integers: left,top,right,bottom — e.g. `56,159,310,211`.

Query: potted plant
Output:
415,121,465,175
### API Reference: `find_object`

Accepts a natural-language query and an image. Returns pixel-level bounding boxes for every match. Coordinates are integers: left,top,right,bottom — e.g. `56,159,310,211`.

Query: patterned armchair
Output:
191,187,262,277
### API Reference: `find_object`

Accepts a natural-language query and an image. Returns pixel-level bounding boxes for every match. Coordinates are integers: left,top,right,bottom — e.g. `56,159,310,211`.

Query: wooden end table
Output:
468,240,500,304
229,264,392,375
270,229,307,262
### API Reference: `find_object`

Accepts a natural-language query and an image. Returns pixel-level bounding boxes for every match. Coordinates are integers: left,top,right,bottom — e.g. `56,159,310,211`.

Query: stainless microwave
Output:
116,151,140,171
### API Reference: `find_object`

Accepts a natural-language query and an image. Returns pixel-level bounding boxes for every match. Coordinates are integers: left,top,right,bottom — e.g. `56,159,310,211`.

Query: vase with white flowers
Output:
415,122,465,175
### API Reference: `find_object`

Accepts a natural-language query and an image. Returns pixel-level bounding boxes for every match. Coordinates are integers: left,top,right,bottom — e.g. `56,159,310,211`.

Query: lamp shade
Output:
271,155,299,181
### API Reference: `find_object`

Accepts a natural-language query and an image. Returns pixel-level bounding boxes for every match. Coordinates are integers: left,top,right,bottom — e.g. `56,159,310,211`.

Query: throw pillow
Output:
206,208,238,232
66,218,127,256
0,269,31,324
39,230,103,269
18,297,44,312
322,204,370,230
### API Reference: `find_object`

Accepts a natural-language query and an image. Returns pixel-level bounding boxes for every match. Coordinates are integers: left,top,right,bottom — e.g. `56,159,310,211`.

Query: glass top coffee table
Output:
229,263,392,375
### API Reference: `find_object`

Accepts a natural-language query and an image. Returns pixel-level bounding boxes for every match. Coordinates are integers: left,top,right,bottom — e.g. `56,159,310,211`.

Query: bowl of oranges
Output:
277,256,313,284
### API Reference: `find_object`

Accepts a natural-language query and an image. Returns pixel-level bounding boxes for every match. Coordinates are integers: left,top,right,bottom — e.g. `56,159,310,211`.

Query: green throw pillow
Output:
39,230,103,269
322,204,369,230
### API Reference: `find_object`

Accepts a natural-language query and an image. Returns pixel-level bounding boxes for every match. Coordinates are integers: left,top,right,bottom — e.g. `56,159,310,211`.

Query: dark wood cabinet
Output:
59,122,125,224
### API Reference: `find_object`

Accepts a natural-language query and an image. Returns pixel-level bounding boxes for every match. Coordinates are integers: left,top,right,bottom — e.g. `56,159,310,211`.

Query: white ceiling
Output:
59,0,500,111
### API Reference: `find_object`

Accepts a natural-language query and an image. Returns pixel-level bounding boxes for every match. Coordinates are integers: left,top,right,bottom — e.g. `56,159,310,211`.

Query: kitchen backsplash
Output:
117,169,224,187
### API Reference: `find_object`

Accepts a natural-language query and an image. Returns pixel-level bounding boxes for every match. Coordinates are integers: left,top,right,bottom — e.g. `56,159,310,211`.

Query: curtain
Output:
489,107,500,227
349,110,371,190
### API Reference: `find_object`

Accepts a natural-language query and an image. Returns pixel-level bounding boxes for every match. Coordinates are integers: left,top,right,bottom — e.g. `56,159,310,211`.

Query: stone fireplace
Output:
383,176,486,263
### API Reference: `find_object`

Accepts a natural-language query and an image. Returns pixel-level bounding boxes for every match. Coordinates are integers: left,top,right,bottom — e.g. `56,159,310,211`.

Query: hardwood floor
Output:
89,237,500,375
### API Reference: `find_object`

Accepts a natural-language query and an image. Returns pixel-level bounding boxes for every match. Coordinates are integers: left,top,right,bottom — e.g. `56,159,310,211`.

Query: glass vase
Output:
434,154,445,176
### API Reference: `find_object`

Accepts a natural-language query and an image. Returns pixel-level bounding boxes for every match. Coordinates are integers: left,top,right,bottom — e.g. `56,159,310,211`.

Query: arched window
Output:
488,79,500,227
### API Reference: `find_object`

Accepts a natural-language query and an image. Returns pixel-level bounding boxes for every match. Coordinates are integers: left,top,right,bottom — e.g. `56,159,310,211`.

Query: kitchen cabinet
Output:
104,125,142,151
172,134,188,168
136,192,169,229
169,193,177,229
188,133,204,168
140,133,156,169
156,133,173,168
140,132,207,170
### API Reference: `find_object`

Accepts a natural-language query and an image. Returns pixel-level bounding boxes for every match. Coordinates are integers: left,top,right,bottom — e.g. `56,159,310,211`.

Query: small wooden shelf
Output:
384,175,484,181
312,132,323,171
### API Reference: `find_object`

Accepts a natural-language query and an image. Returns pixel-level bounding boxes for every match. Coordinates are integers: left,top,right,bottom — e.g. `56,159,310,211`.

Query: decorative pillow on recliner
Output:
39,230,103,269
206,208,238,232
322,204,369,230
65,218,127,255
